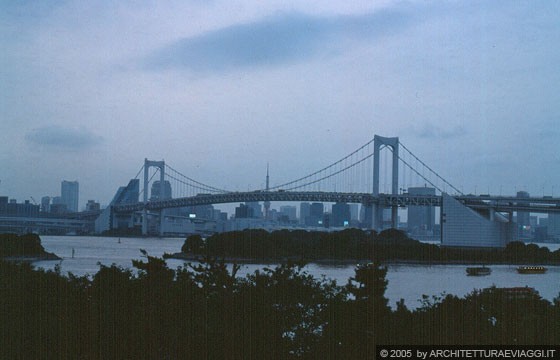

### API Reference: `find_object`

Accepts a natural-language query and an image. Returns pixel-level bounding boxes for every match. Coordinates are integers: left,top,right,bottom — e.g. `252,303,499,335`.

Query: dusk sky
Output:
1,1,559,209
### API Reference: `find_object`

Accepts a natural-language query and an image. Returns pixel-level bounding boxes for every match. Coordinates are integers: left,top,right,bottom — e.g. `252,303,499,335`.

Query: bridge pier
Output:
142,209,147,235
159,209,165,236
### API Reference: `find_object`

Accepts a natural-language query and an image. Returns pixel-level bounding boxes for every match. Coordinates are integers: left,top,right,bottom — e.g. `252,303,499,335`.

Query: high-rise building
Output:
300,202,310,224
516,191,530,239
331,202,351,227
41,196,51,212
150,180,172,200
547,214,560,241
0,196,8,215
279,205,297,222
61,180,79,212
407,186,436,233
245,202,262,218
235,203,253,219
310,203,324,217
86,200,100,211
306,202,324,226
349,204,359,221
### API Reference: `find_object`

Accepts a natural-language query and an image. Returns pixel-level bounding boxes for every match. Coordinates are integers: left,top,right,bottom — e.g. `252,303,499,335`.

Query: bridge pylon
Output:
143,159,165,236
372,135,399,230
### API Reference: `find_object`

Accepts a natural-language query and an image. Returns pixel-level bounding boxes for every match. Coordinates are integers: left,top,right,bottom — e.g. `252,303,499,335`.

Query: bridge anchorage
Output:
102,135,560,247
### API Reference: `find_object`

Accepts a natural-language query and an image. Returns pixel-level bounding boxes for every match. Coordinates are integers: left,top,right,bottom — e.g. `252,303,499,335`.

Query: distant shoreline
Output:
2,253,61,262
163,252,560,266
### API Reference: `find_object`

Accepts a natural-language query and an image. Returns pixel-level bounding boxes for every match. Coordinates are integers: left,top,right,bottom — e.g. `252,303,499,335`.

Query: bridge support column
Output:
142,158,166,236
373,135,399,230
159,209,165,237
362,204,373,229
142,212,147,235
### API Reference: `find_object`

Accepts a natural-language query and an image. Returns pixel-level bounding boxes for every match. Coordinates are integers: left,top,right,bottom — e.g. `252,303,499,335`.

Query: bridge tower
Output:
143,159,165,236
372,135,399,230
264,163,270,220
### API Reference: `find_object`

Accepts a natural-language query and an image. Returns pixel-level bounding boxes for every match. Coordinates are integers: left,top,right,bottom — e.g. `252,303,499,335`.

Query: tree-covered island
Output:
164,228,560,265
0,233,60,261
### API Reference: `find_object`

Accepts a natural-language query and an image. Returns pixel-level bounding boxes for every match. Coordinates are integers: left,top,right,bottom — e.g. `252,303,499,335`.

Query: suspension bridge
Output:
106,135,560,245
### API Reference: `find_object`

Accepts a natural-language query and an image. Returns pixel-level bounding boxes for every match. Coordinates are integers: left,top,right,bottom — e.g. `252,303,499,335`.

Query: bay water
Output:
32,236,560,310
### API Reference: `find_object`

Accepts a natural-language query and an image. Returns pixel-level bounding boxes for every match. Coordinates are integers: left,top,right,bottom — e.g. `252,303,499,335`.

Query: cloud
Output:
25,125,103,150
414,122,467,140
144,9,414,73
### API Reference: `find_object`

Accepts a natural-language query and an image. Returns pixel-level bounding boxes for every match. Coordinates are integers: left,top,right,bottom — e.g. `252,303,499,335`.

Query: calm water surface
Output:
33,236,560,310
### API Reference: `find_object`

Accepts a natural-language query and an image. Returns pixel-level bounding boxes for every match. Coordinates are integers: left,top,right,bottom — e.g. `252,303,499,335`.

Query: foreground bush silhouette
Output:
1,253,559,359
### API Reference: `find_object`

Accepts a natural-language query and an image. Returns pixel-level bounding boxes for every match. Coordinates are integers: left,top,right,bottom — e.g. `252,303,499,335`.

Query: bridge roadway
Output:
113,191,560,214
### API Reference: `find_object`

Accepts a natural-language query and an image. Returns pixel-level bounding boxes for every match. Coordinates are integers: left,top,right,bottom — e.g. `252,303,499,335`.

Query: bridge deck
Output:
113,192,560,214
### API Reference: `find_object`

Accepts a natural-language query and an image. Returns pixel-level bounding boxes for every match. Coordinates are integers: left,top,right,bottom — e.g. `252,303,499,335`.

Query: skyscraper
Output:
300,202,310,225
245,202,262,218
407,186,435,233
150,180,172,200
306,202,324,226
279,205,297,222
41,196,51,212
516,191,530,239
331,202,351,227
61,180,79,212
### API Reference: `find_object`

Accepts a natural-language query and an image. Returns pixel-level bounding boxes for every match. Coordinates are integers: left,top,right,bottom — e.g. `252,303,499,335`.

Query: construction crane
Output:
30,196,37,205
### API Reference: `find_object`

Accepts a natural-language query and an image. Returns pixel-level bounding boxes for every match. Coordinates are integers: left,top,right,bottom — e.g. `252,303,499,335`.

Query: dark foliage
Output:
0,233,51,257
2,253,559,359
182,234,204,253
2,232,560,358
181,229,560,264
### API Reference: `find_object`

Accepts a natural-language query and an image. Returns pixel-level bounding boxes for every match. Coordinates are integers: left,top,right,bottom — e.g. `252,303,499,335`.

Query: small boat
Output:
466,266,491,276
517,266,547,274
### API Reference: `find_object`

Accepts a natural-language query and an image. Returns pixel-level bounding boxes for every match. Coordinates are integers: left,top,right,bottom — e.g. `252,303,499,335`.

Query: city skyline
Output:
1,1,560,208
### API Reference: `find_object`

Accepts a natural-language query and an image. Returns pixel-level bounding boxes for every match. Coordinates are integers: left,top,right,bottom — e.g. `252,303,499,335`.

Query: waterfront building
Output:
299,202,310,225
407,186,436,234
50,203,68,214
184,204,215,219
6,199,40,217
150,180,172,200
441,193,513,248
305,202,324,226
548,213,560,241
85,200,100,212
94,179,140,233
245,202,262,219
61,180,79,212
349,204,359,221
269,208,278,221
279,205,297,222
235,203,253,219
41,196,51,213
331,202,351,227
516,191,531,239
0,196,7,215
